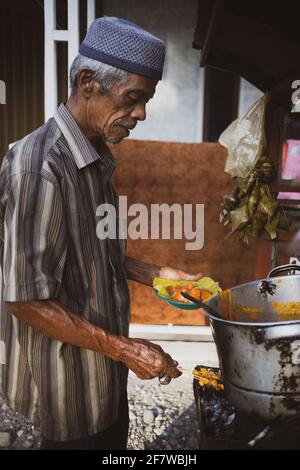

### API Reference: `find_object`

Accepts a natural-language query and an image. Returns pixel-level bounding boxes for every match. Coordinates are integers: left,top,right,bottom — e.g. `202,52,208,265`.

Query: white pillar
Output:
67,0,80,82
0,80,6,104
44,0,80,121
87,0,96,27
44,0,57,121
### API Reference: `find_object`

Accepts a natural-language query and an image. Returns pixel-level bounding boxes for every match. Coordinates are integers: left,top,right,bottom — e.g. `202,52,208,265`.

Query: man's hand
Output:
124,257,202,286
121,338,182,380
159,266,202,281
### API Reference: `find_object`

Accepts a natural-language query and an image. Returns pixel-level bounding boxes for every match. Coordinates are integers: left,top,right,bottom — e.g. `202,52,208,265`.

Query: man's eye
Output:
126,96,138,105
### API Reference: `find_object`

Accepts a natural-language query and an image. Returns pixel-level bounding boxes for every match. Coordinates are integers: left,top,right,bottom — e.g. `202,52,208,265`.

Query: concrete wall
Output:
103,0,204,143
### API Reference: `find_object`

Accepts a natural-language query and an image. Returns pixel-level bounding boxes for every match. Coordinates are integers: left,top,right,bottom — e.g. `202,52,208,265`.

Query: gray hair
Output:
69,54,129,95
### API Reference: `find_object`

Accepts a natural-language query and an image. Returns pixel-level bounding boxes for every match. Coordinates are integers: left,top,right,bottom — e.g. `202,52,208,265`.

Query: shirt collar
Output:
54,103,117,177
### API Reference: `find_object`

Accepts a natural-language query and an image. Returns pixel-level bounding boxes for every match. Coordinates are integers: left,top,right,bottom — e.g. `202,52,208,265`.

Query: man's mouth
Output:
117,123,137,132
127,123,137,130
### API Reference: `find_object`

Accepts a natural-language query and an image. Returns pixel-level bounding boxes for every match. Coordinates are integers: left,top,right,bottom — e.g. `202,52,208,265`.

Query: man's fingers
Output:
126,339,181,380
182,272,202,280
164,352,178,368
164,365,182,379
159,267,203,281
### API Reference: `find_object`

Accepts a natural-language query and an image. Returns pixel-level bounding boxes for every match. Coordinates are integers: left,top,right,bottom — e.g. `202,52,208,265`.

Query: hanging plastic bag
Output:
219,95,268,178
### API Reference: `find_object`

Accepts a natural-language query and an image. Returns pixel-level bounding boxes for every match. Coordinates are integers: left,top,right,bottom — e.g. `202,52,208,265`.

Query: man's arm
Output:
124,256,202,286
124,256,160,286
5,300,181,380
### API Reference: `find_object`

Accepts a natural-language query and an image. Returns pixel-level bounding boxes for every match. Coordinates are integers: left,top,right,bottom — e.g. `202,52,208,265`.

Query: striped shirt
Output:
0,103,130,441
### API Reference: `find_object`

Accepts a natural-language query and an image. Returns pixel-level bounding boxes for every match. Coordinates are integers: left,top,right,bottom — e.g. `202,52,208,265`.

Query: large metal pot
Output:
205,265,300,423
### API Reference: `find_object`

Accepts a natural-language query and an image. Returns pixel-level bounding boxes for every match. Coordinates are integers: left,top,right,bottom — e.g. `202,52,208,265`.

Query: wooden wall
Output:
0,0,45,158
113,140,258,325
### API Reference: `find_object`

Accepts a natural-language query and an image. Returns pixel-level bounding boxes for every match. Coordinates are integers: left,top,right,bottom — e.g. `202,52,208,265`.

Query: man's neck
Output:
65,96,96,141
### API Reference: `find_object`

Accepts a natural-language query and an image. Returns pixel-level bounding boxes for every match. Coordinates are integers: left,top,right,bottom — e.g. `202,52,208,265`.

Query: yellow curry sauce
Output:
219,290,300,322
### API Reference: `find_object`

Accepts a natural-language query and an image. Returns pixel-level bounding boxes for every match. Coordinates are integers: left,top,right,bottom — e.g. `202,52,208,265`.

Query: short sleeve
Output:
2,171,68,301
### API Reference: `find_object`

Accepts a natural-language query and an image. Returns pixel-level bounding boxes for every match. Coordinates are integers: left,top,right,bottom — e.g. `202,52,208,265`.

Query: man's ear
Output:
77,69,97,98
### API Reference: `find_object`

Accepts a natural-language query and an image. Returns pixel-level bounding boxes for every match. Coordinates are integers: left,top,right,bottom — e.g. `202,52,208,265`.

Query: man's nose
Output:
131,102,146,121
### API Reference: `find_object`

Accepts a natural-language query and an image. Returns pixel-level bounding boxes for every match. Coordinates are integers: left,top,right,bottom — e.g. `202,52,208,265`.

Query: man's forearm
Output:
124,256,160,286
5,300,182,381
5,300,126,361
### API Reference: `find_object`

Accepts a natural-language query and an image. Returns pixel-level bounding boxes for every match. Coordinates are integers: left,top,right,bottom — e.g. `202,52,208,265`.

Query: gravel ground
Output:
0,394,42,450
0,371,199,450
127,372,199,450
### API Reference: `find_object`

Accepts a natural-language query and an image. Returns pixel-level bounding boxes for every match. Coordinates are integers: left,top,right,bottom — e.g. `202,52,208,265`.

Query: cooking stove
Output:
193,365,300,449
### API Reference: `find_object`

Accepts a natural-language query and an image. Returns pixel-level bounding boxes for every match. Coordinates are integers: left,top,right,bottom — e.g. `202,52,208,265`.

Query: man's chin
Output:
104,133,129,145
105,136,126,145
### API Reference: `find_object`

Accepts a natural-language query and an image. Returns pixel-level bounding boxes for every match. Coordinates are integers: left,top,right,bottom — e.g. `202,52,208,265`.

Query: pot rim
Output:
206,273,300,327
205,311,300,327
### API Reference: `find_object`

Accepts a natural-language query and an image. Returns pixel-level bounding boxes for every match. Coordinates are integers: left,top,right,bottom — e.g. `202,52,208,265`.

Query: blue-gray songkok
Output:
79,16,165,80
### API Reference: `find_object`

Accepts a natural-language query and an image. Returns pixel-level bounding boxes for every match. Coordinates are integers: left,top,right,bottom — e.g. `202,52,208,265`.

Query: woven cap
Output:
79,17,165,80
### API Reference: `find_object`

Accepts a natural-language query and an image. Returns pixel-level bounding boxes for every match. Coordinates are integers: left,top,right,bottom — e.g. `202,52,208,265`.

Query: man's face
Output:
84,73,158,144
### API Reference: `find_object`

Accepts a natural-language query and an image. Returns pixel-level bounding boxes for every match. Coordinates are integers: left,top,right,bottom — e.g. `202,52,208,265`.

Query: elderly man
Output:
0,17,200,450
